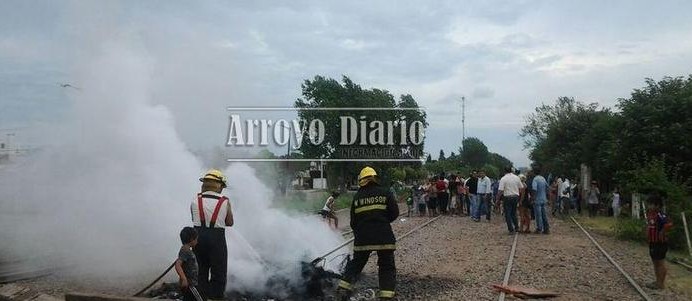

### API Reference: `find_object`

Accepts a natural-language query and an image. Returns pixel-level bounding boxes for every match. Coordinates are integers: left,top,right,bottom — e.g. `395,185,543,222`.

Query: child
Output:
175,227,205,301
320,191,340,229
645,195,673,290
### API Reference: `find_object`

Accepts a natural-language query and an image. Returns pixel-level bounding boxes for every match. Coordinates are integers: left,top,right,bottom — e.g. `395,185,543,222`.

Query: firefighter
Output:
336,166,399,300
191,169,234,299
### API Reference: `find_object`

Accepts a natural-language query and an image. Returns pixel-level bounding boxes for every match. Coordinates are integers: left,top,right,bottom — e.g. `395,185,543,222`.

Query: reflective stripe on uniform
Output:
354,204,387,214
338,280,353,290
189,286,204,301
352,244,396,251
377,290,395,298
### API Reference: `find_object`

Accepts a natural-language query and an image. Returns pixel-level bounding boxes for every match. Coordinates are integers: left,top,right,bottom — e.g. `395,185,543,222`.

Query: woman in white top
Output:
611,188,621,218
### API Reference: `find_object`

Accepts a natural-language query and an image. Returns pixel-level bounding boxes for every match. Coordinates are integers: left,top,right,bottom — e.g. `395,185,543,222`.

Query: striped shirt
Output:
647,210,672,243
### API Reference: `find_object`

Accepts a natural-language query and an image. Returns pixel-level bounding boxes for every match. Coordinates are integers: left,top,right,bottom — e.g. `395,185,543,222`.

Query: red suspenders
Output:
209,197,227,227
197,194,228,228
197,194,206,226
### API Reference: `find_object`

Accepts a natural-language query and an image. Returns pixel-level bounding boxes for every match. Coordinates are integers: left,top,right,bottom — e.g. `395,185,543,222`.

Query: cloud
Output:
472,86,495,99
2,0,692,167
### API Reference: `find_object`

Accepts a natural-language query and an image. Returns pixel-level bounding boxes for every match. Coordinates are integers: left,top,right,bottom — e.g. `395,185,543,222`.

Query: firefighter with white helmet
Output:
336,166,399,300
191,169,234,299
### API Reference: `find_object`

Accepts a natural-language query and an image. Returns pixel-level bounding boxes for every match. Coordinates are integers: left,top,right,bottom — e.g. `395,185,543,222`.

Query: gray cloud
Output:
2,0,692,166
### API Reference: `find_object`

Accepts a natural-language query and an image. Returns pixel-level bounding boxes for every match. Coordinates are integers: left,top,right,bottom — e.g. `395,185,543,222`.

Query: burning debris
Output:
146,259,346,301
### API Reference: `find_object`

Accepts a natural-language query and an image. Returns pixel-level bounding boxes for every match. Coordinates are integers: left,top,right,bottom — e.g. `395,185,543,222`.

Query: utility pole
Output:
461,96,466,151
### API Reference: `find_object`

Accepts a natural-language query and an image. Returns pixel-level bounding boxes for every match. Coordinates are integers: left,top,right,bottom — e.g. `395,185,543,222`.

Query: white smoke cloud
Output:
224,163,343,294
0,6,344,295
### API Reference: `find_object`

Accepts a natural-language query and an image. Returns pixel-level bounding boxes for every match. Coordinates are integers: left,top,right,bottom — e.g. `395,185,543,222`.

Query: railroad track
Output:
339,206,412,238
319,213,440,262
497,217,654,301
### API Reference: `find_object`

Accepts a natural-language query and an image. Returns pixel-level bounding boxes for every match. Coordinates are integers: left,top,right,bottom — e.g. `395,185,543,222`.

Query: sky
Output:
2,0,692,167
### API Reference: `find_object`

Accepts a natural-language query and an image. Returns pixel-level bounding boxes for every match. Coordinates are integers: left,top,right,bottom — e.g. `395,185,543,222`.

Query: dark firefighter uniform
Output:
191,169,233,299
338,166,399,300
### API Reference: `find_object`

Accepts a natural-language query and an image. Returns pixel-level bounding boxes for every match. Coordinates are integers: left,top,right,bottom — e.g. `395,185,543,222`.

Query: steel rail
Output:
497,233,518,301
315,215,443,262
340,207,412,237
570,217,653,301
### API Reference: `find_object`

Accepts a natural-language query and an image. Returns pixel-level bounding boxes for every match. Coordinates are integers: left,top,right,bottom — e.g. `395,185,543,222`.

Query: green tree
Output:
488,152,512,170
460,137,489,169
295,75,427,188
520,97,607,178
438,149,446,161
617,76,692,184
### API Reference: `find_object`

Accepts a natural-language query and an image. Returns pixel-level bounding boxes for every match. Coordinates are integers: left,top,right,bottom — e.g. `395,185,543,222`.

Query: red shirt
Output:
646,209,672,243
436,180,447,191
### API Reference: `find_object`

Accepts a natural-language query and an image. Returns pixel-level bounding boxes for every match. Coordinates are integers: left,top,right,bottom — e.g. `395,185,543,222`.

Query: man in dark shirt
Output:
466,170,479,221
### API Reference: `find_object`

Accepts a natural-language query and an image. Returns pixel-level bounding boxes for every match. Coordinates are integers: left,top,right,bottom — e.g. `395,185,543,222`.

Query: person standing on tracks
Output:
448,174,459,216
436,173,449,215
427,177,439,217
336,166,399,301
191,169,234,300
466,170,479,221
497,166,521,234
558,176,571,216
477,170,493,221
456,176,466,216
531,167,550,234
518,174,531,233
646,194,673,290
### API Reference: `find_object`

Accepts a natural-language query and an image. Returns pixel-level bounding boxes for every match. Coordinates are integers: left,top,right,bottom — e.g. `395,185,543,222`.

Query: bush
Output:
617,159,690,249
615,217,646,242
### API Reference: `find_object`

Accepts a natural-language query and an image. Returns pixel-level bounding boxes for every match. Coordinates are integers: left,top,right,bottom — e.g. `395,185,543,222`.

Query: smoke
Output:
224,163,343,295
0,38,201,280
0,6,344,295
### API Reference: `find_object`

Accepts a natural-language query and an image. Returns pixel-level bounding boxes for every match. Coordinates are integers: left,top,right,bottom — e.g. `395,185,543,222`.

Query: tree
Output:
520,97,606,178
488,152,512,170
438,149,446,161
617,76,692,184
460,137,489,169
520,75,692,249
295,75,427,188
426,154,432,163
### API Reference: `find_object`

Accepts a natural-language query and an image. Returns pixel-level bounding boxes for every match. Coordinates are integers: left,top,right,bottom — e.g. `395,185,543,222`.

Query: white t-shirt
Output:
612,193,621,208
191,191,231,228
559,179,571,198
323,196,334,212
498,173,522,197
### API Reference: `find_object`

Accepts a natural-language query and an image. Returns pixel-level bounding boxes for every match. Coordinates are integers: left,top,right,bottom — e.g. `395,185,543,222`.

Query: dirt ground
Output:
349,214,691,300
7,212,692,300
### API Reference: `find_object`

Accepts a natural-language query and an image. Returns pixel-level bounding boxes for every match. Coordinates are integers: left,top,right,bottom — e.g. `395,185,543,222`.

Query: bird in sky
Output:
57,83,81,90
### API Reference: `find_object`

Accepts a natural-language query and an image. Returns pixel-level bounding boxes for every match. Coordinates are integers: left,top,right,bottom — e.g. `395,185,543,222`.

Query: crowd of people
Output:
407,166,621,235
